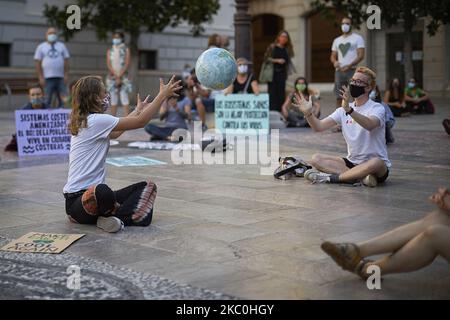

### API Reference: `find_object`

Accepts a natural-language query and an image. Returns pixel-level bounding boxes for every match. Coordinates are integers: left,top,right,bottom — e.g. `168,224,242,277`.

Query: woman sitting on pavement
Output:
282,77,320,128
321,187,450,280
224,57,260,95
404,77,434,114
383,78,410,117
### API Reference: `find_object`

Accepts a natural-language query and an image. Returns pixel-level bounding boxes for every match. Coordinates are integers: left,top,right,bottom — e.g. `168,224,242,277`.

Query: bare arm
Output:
109,107,142,139
35,60,44,87
292,92,337,132
281,95,291,119
112,76,182,132
330,51,339,68
251,80,260,95
352,48,365,66
223,84,233,95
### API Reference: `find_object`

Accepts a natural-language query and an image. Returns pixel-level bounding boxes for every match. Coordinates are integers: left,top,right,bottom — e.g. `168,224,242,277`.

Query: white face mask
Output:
341,24,351,33
238,65,248,74
47,34,58,43
369,90,377,101
112,38,122,46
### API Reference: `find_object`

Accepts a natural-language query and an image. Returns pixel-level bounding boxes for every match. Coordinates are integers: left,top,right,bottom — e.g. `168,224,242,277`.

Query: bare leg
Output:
123,105,130,116
310,153,349,175
367,225,450,275
339,158,387,183
359,209,450,257
110,105,118,117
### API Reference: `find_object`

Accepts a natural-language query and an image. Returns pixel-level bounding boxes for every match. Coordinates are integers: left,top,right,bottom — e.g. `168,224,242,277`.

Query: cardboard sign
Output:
215,93,269,134
1,232,85,254
106,156,167,167
15,109,71,157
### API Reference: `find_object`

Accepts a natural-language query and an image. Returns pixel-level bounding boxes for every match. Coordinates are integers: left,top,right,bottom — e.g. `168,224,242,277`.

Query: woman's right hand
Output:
159,75,183,98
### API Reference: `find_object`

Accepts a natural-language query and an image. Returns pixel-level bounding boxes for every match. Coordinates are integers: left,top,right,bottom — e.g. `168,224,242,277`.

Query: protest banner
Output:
15,109,71,157
215,93,269,134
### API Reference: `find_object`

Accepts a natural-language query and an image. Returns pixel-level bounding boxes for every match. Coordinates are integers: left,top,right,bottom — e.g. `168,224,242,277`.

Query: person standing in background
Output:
265,30,294,112
331,17,365,112
34,27,70,108
106,32,132,116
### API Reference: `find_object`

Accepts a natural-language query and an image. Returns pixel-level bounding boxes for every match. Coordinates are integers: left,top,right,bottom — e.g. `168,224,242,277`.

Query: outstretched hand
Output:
136,94,151,113
292,92,313,115
160,75,183,98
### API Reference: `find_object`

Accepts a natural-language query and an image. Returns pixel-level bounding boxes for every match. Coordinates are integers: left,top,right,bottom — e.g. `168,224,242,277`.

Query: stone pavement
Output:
0,94,449,299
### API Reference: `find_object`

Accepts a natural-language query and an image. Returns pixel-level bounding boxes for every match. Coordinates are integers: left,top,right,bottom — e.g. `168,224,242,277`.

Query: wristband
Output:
345,107,354,116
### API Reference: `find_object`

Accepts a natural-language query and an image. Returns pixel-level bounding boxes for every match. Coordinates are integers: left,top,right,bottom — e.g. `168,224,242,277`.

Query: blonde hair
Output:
69,76,104,136
355,66,376,89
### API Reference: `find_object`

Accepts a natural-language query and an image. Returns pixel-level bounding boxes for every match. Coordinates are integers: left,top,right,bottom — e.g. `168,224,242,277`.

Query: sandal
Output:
321,241,362,272
274,156,312,179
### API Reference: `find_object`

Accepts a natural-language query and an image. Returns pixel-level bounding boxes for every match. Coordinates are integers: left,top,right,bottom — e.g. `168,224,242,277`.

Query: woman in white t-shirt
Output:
63,75,181,232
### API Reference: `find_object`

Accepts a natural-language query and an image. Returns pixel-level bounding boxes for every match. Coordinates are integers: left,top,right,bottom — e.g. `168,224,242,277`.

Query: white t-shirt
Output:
327,99,391,168
34,41,70,79
63,114,119,193
331,33,365,68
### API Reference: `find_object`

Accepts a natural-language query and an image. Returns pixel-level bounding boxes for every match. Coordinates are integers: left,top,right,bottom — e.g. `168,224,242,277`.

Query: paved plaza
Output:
0,94,449,299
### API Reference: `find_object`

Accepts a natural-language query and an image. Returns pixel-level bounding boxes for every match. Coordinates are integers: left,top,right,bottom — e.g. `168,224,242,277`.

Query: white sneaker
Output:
96,216,124,233
304,169,332,184
362,174,378,187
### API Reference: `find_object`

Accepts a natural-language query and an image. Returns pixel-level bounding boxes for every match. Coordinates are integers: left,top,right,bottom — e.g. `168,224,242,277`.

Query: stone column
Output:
234,0,252,60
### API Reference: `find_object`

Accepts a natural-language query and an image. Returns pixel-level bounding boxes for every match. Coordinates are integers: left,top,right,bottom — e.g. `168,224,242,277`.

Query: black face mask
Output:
349,84,366,98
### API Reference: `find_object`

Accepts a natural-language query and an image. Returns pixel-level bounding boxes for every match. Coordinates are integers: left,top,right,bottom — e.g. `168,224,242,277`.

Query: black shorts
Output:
342,158,390,183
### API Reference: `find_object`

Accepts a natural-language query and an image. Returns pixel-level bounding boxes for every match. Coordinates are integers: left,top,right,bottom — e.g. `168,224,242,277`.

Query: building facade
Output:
248,0,450,95
0,0,236,108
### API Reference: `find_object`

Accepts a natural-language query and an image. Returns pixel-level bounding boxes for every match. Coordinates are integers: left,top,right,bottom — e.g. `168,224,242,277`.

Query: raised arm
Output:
112,76,182,132
292,92,336,132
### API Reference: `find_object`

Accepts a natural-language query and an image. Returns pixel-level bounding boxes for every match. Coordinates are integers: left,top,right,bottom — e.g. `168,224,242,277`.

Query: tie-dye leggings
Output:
64,181,157,227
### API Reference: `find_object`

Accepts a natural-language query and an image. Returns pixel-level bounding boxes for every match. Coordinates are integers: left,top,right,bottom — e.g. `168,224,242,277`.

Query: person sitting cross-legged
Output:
144,94,190,141
292,66,391,187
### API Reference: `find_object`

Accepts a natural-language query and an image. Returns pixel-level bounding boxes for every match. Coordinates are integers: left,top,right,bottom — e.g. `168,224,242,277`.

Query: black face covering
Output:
349,84,366,98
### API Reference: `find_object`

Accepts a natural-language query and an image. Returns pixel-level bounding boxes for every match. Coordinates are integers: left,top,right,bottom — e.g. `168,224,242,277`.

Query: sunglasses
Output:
349,79,369,87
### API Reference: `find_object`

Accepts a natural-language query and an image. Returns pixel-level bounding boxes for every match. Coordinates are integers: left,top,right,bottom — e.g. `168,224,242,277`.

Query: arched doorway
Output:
251,14,284,79
306,10,344,82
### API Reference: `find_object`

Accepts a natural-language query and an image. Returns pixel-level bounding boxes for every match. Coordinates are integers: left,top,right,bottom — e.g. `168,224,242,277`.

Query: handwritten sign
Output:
1,232,85,254
15,109,71,157
215,93,269,134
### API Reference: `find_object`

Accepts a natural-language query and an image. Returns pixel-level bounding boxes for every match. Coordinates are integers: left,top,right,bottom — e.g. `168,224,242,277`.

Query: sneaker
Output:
362,174,378,187
304,169,332,184
96,216,124,233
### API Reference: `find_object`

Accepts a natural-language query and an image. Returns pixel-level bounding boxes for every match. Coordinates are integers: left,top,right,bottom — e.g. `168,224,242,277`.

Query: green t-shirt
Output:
405,86,425,99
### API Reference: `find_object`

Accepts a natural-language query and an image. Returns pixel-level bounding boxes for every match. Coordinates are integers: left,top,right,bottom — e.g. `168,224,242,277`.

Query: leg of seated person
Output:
365,225,450,276
145,124,174,140
338,157,387,183
358,209,450,258
309,153,349,175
